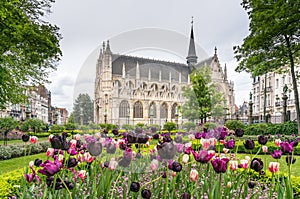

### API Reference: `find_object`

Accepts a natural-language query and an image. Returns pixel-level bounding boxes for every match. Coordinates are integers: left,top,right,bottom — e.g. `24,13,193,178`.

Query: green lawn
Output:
1,137,48,146
0,153,46,175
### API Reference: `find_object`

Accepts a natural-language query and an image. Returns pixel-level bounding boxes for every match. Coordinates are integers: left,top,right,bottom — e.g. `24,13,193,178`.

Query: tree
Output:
0,117,18,145
234,0,300,135
21,118,46,133
73,93,94,125
0,0,62,109
182,65,224,123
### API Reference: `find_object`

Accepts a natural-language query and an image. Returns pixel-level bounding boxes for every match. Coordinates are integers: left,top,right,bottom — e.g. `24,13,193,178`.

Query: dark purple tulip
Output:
135,127,143,134
224,139,235,149
162,134,172,142
292,140,298,147
46,176,54,187
119,143,127,150
127,132,137,143
104,161,109,168
141,189,151,199
137,134,149,144
130,182,140,192
271,150,282,159
280,142,294,154
211,157,230,173
38,160,61,176
50,135,63,150
286,155,296,165
157,142,176,160
65,181,74,190
180,192,191,199
235,128,244,137
119,157,131,167
195,132,202,139
184,146,192,155
106,143,116,154
176,144,184,153
152,134,160,139
112,129,119,136
250,158,264,172
67,157,77,168
218,127,228,140
161,172,167,178
258,135,268,145
34,159,43,167
172,161,182,172
248,181,255,189
174,135,183,143
244,139,255,150
87,141,103,156
22,134,30,142
192,150,214,164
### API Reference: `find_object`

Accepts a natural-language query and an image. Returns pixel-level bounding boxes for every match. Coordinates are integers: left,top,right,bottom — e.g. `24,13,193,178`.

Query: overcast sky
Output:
45,0,252,112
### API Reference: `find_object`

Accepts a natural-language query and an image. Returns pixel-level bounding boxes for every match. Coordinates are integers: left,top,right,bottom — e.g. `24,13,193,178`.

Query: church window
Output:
171,104,178,119
133,101,143,118
149,102,156,118
119,100,129,118
160,103,168,118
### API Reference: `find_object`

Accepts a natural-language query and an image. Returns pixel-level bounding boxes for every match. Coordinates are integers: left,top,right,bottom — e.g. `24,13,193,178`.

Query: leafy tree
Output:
21,118,46,133
234,0,300,134
64,122,77,130
0,0,62,109
182,121,196,132
49,124,65,133
73,93,94,125
67,112,74,123
0,117,18,132
182,65,224,123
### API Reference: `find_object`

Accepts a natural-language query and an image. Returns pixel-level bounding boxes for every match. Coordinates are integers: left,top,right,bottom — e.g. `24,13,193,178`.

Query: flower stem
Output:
163,166,168,199
57,174,72,199
110,170,123,199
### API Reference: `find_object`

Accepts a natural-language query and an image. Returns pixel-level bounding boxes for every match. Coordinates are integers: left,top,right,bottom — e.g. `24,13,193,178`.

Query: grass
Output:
0,153,46,175
0,137,48,146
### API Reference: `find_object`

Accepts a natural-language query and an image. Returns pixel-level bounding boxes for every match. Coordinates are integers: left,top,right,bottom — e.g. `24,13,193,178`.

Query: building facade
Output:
252,66,300,123
94,25,235,127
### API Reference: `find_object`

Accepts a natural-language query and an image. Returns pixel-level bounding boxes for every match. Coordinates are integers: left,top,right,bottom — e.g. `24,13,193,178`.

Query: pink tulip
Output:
70,139,77,148
229,160,238,171
190,169,199,181
269,162,280,173
74,134,81,140
46,148,55,157
84,152,94,163
108,159,118,170
150,159,159,171
275,139,281,147
30,136,38,144
48,134,54,142
182,154,189,164
78,170,87,181
240,159,249,169
223,148,229,154
262,146,268,153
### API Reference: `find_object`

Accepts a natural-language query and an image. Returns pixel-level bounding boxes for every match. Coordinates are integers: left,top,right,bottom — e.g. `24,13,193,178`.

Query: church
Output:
94,24,235,127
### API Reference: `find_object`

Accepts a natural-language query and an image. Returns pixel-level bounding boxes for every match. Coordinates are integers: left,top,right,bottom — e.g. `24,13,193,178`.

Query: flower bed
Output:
5,128,300,198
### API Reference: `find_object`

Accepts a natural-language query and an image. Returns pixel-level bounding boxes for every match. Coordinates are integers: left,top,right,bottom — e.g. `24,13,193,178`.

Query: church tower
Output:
186,18,198,70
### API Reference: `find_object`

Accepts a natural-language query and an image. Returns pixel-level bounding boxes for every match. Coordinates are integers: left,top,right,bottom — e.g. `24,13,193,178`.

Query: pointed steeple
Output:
186,17,198,68
105,40,111,54
224,64,227,80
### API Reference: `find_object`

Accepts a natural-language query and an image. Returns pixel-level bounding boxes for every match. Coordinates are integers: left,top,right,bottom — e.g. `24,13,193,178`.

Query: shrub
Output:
182,122,196,131
204,122,217,130
225,120,246,130
0,169,24,198
121,124,135,131
163,122,177,132
49,124,65,133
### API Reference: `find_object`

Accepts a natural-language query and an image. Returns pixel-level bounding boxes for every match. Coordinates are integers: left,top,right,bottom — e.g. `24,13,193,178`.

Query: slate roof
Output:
111,54,190,82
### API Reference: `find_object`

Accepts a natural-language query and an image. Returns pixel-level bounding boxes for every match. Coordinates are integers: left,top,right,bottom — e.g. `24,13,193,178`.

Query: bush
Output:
163,122,177,132
0,169,24,198
99,124,118,131
49,124,65,133
0,142,50,160
204,122,217,130
182,122,196,131
225,120,246,130
121,124,135,130
244,122,298,136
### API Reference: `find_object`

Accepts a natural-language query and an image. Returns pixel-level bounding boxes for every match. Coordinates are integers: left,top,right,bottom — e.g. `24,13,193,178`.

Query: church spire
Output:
224,64,227,80
186,17,197,68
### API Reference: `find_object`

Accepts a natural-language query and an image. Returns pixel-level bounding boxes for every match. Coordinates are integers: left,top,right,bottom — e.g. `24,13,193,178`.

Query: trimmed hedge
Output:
0,169,24,198
0,142,50,160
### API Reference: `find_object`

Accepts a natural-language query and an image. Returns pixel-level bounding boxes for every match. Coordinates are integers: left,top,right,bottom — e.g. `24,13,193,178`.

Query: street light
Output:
282,84,288,122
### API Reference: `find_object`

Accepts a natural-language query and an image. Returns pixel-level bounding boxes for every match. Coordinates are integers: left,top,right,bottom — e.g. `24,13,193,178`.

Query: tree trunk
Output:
285,35,300,135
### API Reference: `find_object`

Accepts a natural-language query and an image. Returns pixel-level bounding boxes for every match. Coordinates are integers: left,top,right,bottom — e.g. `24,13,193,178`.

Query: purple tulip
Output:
22,134,30,142
141,189,151,199
106,143,116,154
248,181,255,189
224,139,235,149
192,150,214,164
258,135,268,145
172,161,182,172
157,142,176,160
235,128,244,137
280,141,294,154
130,182,140,192
176,143,184,153
271,150,282,159
219,127,228,140
211,157,230,173
195,132,202,139
244,139,255,150
250,158,264,172
67,157,78,168
38,160,61,176
180,192,191,199
24,165,41,183
286,155,296,165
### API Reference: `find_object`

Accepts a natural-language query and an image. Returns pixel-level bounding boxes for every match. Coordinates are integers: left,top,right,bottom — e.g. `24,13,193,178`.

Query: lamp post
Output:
249,92,253,124
282,84,288,123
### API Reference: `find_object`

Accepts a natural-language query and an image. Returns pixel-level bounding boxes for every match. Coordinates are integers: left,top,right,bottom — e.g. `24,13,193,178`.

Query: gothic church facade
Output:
94,25,235,127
